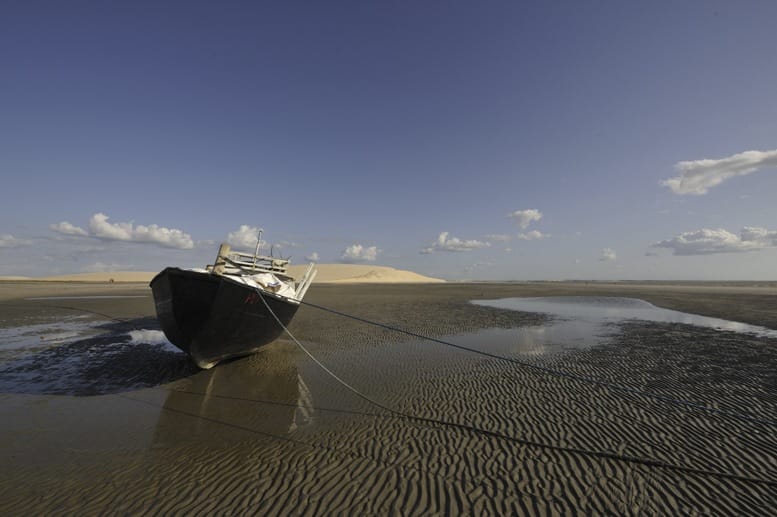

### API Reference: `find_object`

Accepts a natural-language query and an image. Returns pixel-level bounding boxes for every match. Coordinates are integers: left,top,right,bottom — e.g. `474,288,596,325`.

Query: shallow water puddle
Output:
0,316,107,351
0,316,186,395
453,321,607,355
471,296,777,353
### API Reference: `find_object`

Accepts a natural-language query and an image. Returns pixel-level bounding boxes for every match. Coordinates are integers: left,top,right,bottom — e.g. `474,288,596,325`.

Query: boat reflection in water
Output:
153,343,314,447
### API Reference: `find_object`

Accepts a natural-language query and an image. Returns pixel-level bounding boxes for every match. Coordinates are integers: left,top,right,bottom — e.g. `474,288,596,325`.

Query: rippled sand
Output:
1,281,776,514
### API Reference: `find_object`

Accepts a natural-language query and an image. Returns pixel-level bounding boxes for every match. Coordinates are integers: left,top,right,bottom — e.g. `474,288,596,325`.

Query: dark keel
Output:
150,268,299,368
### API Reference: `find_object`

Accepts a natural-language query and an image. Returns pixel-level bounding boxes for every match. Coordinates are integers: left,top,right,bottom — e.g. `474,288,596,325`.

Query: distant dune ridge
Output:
0,264,444,284
287,264,445,284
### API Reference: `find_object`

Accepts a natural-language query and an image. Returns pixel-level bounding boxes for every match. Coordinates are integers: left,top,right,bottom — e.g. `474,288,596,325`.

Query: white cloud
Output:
49,221,88,236
0,234,32,248
341,244,379,262
88,213,132,240
305,252,320,262
509,209,542,229
599,248,617,261
420,232,490,254
653,227,777,255
741,226,777,243
131,223,194,249
661,149,777,195
51,213,194,249
86,213,193,249
517,230,548,240
226,225,266,251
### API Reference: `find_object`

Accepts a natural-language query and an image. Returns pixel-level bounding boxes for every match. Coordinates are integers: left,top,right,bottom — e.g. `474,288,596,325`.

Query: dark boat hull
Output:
150,267,299,368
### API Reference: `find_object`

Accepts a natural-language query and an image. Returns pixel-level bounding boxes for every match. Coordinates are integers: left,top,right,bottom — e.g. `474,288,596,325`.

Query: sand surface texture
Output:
1,281,776,514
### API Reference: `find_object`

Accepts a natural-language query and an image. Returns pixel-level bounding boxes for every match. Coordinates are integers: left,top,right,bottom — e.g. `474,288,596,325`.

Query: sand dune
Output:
2,265,444,284
287,264,444,284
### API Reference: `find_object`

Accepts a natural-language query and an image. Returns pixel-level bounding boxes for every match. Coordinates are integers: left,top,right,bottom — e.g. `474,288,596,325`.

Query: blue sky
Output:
2,1,776,280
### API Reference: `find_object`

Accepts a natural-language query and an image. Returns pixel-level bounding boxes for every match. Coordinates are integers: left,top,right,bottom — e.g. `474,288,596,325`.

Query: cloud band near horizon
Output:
653,226,777,255
50,213,194,249
421,232,490,253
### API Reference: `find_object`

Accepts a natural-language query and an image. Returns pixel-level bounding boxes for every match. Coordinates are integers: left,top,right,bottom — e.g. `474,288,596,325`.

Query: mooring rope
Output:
257,293,777,487
0,302,132,324
299,299,777,428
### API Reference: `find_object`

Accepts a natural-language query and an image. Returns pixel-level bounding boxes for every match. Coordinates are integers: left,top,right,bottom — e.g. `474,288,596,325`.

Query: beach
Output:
1,279,776,514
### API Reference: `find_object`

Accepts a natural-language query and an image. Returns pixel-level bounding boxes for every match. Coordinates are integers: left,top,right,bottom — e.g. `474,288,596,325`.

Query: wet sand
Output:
1,281,777,514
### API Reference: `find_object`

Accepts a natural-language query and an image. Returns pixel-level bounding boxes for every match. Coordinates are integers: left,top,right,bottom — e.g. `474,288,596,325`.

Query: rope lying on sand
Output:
258,294,777,487
300,299,777,428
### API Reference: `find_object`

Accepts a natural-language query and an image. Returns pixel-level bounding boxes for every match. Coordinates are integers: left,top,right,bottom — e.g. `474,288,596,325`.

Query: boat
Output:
150,234,317,369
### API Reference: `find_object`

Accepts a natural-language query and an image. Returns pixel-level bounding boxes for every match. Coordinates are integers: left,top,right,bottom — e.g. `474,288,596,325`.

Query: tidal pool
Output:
470,296,777,354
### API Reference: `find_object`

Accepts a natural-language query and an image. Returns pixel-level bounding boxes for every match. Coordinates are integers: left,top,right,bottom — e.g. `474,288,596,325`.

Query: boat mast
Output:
253,229,263,268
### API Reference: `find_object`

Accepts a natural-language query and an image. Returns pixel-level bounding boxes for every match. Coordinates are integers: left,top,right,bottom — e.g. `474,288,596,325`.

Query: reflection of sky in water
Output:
454,322,608,356
0,317,186,395
127,329,179,352
0,319,177,354
0,316,106,351
469,296,777,354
